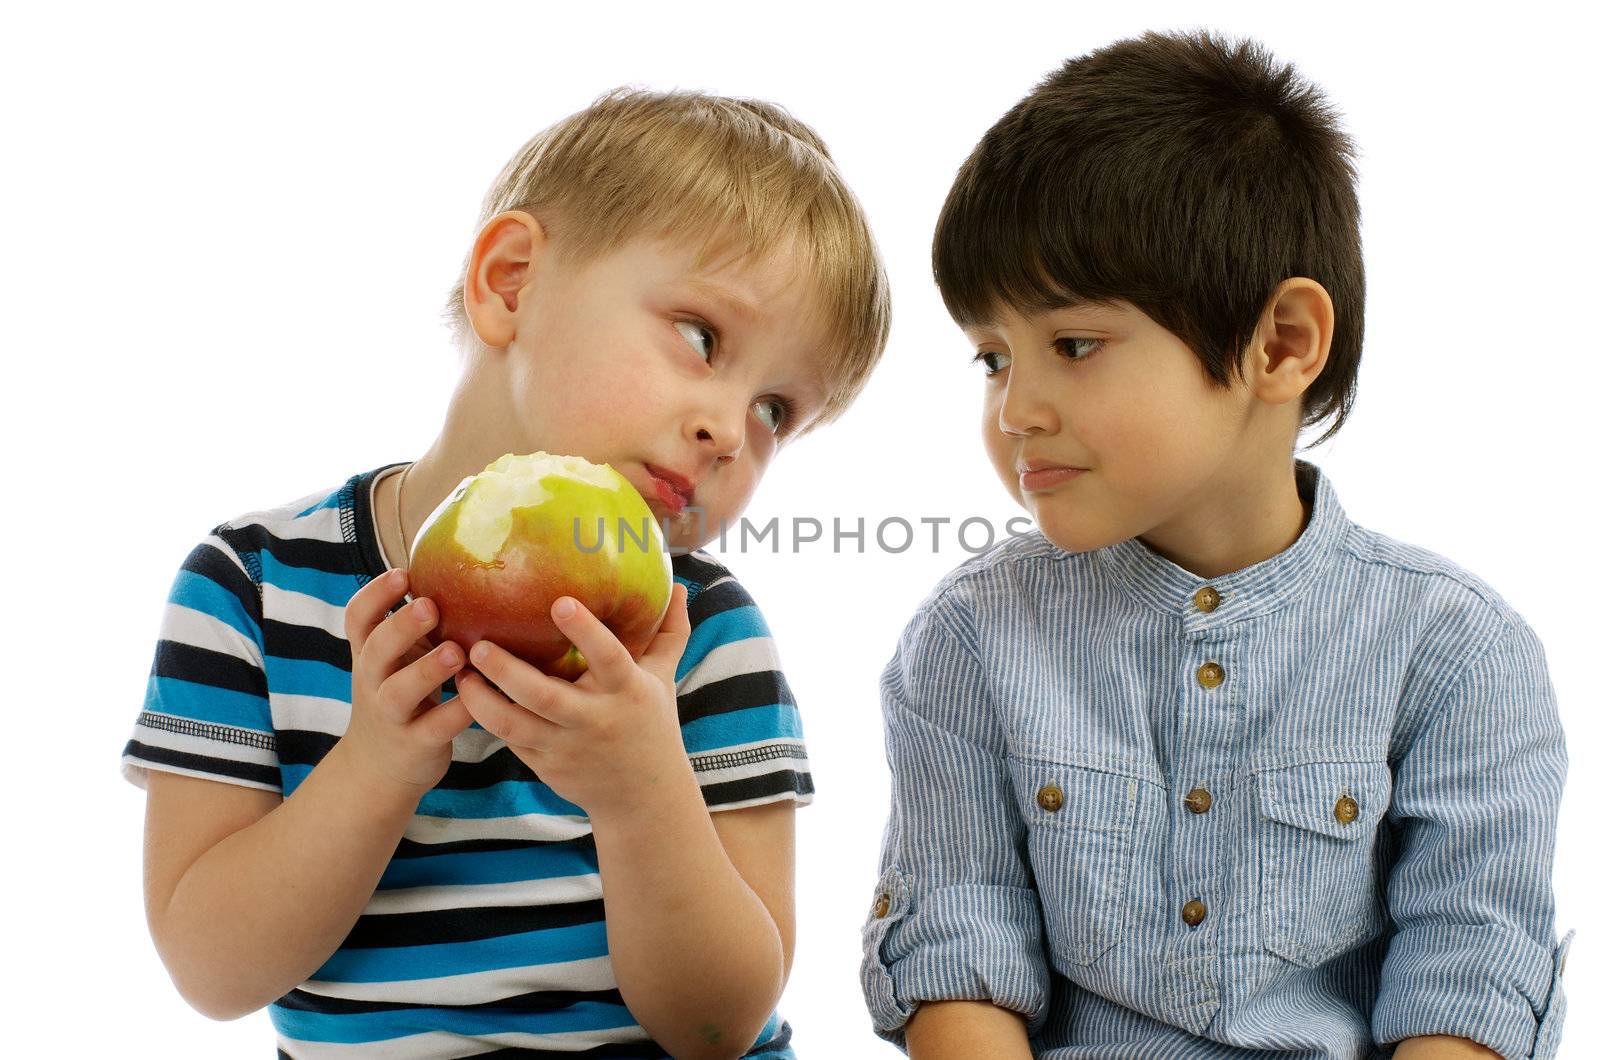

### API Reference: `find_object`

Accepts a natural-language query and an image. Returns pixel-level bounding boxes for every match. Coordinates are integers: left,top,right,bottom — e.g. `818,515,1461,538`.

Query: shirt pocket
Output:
1006,756,1139,965
1256,759,1392,967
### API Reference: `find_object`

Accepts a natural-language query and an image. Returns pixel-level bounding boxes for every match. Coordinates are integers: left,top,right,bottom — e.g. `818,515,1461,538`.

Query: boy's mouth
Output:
1016,460,1088,492
644,464,696,515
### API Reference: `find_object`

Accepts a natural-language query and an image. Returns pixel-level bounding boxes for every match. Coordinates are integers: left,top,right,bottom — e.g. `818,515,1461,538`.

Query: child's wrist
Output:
324,736,435,812
583,751,703,832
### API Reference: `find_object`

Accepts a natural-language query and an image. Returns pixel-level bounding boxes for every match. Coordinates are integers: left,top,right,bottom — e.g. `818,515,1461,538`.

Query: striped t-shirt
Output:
123,464,811,1058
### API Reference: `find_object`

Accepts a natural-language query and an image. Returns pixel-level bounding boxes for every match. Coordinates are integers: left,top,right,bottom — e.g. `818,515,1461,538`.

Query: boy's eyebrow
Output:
969,296,1120,330
677,279,762,324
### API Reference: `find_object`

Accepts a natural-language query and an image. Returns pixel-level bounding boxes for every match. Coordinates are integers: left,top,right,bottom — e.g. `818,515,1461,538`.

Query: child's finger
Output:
376,641,465,724
456,669,560,749
360,597,442,682
547,597,632,692
414,692,474,746
466,640,574,725
639,582,691,681
344,568,409,656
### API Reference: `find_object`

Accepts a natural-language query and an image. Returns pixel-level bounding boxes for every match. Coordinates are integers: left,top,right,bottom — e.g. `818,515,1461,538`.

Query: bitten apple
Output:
407,452,673,680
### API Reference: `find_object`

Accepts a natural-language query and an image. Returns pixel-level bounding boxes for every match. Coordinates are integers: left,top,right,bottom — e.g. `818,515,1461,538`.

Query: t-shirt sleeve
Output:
121,531,281,793
672,559,811,811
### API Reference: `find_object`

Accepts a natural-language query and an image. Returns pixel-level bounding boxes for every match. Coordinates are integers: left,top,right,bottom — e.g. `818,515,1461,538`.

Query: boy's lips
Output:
644,464,697,514
1017,461,1088,492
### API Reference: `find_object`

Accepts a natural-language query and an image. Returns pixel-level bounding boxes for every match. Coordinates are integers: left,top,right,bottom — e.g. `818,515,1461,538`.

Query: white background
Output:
4,1,1595,1055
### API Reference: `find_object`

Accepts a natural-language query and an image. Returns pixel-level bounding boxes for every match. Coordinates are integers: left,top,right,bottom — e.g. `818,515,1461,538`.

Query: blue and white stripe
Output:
124,465,807,1057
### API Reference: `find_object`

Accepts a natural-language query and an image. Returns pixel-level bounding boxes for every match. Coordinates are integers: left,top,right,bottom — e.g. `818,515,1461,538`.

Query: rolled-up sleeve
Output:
1373,614,1570,1057
860,594,1050,1046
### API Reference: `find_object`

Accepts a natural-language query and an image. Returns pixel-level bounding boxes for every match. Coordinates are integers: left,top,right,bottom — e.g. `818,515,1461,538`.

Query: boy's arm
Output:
1373,613,1568,1057
144,570,473,1019
590,785,793,1060
457,584,792,1060
905,1000,1032,1059
1392,1037,1503,1059
145,746,427,1018
860,593,1051,1047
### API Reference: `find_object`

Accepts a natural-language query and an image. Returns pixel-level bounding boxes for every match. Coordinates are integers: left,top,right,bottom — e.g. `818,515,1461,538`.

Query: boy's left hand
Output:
455,582,694,824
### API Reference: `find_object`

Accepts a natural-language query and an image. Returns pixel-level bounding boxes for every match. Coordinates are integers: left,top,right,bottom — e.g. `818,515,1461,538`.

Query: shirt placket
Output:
1160,582,1238,1035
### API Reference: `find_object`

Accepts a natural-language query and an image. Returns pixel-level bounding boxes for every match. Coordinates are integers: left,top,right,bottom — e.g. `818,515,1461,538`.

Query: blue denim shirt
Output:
861,461,1569,1059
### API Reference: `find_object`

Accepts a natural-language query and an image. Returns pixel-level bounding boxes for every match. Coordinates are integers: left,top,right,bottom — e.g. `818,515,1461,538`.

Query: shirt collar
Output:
1092,460,1348,630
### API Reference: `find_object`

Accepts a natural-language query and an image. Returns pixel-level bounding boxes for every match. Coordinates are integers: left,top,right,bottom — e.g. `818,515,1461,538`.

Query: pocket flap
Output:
1006,756,1138,832
1257,760,1391,839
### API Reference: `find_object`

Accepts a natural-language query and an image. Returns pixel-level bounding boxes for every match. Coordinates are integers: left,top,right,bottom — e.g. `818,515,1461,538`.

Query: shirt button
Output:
1183,787,1213,815
1193,586,1221,612
1196,662,1225,689
1334,795,1360,824
1036,784,1064,813
873,893,891,918
1181,899,1208,927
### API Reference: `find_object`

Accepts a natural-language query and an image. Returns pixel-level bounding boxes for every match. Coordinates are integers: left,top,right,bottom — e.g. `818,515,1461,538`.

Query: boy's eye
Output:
1055,337,1102,361
753,397,790,434
972,350,1011,376
675,320,714,361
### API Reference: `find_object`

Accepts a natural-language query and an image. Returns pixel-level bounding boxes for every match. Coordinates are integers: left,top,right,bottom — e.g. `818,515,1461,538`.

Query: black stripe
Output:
275,727,340,767
677,670,794,725
274,732,553,794
671,550,731,592
702,770,812,807
124,741,279,788
447,1046,667,1059
263,617,352,670
687,577,757,626
217,521,366,578
282,1024,790,1060
393,832,596,861
153,640,267,698
274,986,626,1016
341,898,605,949
181,541,261,624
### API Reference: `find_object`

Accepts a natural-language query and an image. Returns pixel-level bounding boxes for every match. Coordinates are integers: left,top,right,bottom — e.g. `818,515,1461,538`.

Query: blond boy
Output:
125,89,888,1059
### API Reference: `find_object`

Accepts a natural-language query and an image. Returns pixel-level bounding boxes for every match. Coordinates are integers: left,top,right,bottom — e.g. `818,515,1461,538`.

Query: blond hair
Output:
446,88,891,432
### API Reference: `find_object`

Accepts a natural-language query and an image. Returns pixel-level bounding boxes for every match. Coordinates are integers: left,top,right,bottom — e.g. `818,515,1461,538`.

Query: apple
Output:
407,452,673,680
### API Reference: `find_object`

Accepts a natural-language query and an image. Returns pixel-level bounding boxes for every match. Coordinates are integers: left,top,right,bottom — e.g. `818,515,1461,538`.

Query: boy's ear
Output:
1248,277,1334,406
464,210,548,349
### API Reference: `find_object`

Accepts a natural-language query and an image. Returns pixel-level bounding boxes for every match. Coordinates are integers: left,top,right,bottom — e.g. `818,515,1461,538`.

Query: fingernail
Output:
471,642,491,665
414,599,435,623
388,568,406,586
440,645,462,668
553,597,577,619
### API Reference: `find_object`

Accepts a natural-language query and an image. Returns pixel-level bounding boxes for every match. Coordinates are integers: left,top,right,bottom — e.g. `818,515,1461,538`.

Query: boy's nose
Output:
691,402,746,464
997,373,1060,437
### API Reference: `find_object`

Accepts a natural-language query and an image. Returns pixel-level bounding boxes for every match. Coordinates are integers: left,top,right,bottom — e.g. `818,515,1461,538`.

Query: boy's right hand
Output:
339,568,473,795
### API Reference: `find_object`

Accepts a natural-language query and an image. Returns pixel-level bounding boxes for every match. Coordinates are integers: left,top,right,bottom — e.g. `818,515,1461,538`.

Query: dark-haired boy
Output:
861,31,1568,1060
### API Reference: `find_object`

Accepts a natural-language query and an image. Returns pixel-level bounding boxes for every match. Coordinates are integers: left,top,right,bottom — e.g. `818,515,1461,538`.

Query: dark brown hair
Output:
933,30,1363,446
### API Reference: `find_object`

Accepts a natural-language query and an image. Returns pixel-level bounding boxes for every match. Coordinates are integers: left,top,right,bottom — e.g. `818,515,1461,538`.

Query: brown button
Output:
1036,784,1064,813
1183,787,1213,815
1181,899,1208,926
1194,586,1221,612
1334,795,1360,824
872,893,891,918
1196,662,1225,689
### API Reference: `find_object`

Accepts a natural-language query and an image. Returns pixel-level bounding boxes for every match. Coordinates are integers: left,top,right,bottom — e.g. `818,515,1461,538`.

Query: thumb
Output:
640,582,691,679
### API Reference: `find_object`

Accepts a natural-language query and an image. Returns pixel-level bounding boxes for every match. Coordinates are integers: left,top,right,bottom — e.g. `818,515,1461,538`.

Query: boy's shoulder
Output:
1339,519,1524,622
186,468,386,595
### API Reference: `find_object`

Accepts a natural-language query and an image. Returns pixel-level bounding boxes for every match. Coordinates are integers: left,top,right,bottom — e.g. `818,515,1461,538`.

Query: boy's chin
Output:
1031,510,1119,555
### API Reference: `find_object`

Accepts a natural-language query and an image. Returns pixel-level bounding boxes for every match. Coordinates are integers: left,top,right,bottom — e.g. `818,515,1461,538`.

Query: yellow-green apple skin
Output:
408,453,673,680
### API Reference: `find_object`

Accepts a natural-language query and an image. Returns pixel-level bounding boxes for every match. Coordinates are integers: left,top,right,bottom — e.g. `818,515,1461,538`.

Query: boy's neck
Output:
376,356,534,568
1134,459,1313,581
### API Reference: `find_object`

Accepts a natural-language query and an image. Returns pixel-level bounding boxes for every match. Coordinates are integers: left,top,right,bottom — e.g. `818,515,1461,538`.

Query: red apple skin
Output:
407,477,671,680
